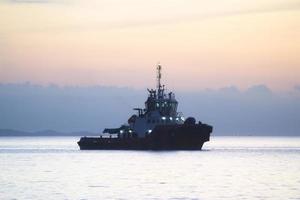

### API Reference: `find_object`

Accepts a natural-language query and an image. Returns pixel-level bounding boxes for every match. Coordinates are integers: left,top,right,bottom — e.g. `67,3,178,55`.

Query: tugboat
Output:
78,64,212,150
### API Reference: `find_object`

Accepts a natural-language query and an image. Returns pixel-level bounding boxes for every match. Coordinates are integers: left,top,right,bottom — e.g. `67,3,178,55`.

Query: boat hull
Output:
78,123,212,150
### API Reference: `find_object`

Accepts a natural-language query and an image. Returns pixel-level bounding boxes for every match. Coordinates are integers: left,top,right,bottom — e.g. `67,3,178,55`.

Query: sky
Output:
0,0,300,91
0,1,300,134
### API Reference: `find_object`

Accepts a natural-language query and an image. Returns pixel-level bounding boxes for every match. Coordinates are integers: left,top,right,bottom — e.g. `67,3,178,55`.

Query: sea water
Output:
0,136,299,200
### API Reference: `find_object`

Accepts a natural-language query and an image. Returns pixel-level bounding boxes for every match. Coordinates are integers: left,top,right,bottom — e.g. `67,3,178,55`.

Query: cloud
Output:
245,85,272,95
219,86,240,93
93,1,300,30
8,0,52,3
295,85,300,91
7,0,70,4
1,83,299,135
3,1,300,33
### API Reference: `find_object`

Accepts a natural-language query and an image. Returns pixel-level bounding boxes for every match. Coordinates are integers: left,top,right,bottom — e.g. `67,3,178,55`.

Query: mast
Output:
157,63,163,98
157,63,162,91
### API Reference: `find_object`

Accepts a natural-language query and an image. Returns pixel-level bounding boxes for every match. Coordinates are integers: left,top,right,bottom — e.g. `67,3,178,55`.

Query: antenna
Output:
157,63,162,91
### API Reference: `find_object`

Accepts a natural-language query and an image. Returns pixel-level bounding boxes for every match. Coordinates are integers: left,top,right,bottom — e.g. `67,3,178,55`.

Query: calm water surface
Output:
0,136,300,200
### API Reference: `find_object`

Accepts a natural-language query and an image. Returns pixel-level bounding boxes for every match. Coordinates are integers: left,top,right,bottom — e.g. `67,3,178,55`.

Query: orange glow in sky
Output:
0,0,300,91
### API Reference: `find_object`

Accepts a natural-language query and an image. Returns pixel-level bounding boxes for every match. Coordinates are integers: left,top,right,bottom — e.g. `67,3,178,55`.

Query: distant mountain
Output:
0,129,30,136
0,129,99,136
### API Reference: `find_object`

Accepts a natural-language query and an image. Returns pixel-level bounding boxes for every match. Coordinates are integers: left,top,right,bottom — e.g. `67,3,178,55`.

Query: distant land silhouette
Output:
0,129,98,137
0,83,299,136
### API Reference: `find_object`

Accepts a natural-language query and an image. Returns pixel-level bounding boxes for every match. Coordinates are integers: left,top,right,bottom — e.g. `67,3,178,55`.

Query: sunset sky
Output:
1,0,300,91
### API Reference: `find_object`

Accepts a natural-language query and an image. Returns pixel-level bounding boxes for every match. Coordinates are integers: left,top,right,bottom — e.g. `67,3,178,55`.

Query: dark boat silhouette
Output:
78,64,212,150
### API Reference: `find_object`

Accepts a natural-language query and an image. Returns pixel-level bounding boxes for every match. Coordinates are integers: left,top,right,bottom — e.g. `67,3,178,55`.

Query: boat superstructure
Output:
78,64,212,150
